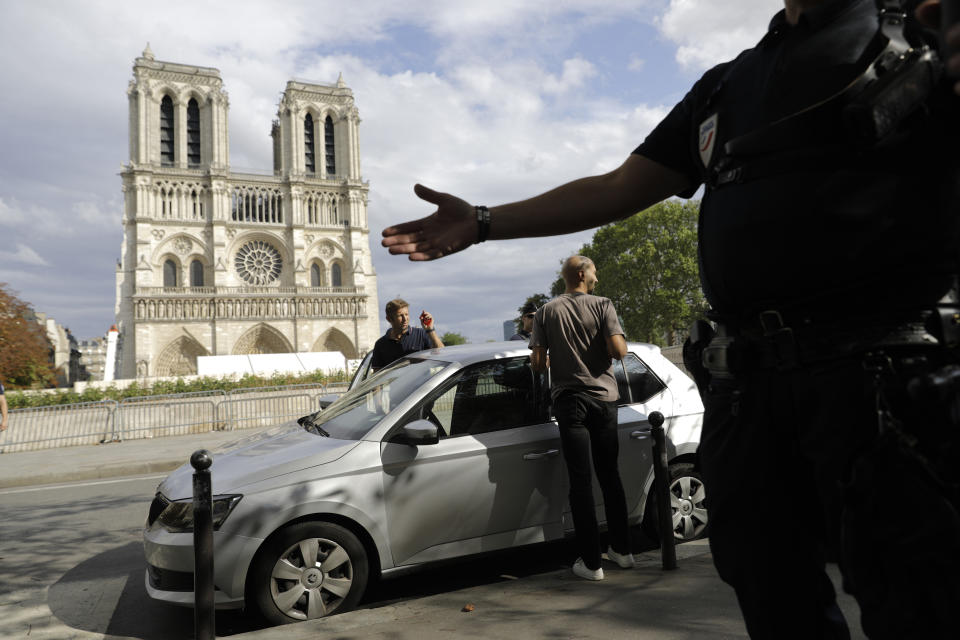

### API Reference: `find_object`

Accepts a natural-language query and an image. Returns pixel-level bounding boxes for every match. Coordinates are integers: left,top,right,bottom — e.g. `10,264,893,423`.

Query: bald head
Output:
562,255,598,293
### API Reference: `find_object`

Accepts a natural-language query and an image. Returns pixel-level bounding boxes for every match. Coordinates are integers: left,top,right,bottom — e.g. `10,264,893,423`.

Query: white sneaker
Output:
572,557,604,581
606,547,636,569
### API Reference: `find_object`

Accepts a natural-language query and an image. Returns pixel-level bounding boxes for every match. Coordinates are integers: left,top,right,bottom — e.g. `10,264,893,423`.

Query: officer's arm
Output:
530,347,548,372
606,334,628,361
382,154,694,261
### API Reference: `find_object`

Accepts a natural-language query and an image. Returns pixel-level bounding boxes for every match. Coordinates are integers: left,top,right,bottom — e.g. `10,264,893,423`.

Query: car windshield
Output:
304,357,451,440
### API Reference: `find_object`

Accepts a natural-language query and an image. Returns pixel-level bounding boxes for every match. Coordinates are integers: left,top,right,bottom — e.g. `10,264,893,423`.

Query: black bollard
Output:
191,450,215,640
649,411,677,570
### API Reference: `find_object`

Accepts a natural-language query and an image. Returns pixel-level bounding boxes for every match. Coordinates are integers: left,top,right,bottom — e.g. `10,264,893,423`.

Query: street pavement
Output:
0,430,867,639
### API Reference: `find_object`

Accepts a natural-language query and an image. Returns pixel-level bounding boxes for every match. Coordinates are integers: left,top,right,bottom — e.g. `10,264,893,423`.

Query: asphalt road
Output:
0,473,657,639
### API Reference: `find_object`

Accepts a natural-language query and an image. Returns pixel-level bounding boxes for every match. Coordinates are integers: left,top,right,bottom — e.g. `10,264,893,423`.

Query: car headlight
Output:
156,494,243,533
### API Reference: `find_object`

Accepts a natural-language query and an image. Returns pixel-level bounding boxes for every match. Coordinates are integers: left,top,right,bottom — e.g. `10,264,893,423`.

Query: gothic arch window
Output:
324,115,336,175
304,113,316,174
163,259,178,287
160,95,175,166
190,260,204,287
191,189,203,220
331,262,342,287
310,262,322,287
187,98,201,166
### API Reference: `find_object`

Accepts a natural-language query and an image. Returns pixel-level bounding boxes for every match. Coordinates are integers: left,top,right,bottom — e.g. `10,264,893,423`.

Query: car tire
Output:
249,521,369,625
642,462,708,543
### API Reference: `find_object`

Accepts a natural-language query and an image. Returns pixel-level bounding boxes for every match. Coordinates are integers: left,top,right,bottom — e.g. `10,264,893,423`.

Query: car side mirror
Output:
316,393,341,410
401,419,439,446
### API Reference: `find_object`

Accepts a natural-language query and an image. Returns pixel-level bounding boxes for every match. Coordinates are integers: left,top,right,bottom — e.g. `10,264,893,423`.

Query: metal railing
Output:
115,391,227,440
1,383,347,454
1,401,118,453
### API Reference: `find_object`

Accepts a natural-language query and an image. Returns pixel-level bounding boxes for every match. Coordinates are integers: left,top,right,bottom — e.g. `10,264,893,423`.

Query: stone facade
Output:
115,46,379,379
32,312,81,386
78,336,108,381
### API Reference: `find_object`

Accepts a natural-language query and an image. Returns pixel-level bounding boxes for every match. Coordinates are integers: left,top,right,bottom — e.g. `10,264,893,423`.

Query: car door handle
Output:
630,430,650,440
523,449,560,460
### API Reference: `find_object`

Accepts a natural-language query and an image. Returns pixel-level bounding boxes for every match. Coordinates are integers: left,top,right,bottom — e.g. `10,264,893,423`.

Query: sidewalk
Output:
0,430,866,639
0,429,246,489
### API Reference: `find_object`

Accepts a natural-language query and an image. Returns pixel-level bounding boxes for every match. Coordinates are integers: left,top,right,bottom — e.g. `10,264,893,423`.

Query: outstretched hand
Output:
381,184,477,261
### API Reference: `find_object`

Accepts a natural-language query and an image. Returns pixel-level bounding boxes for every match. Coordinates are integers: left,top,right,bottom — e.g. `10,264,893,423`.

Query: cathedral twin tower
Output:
115,46,379,378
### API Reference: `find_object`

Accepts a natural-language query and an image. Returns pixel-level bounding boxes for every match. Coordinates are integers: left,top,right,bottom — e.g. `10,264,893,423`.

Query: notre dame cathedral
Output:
115,45,379,379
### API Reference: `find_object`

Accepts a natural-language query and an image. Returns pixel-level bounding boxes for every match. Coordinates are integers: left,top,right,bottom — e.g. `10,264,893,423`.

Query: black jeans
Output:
700,353,960,639
554,391,630,570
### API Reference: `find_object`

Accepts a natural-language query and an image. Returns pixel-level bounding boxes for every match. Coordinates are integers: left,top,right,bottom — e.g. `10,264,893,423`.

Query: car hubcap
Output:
669,475,708,540
269,537,354,620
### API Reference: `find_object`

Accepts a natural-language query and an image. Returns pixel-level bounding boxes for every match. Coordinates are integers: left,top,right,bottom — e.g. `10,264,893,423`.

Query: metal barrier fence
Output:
1,400,118,453
1,383,347,454
221,392,318,431
115,391,227,441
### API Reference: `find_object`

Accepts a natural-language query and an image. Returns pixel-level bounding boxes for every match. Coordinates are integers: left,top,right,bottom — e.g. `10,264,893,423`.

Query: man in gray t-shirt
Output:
530,255,633,581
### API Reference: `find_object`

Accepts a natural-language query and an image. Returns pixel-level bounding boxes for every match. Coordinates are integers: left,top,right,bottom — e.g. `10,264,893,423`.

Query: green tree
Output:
441,331,468,345
513,293,550,331
578,200,706,345
0,283,58,388
517,293,550,316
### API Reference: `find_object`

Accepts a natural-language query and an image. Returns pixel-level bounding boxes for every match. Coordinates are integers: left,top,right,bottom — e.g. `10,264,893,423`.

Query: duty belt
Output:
702,310,938,378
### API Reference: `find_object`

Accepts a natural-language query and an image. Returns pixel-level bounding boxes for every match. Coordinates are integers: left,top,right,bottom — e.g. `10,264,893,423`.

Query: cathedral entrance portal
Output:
155,335,210,377
232,323,293,355
312,328,357,359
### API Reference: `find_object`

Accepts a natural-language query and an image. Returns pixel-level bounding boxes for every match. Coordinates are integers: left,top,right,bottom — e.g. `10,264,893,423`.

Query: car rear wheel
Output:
249,521,369,625
643,462,708,542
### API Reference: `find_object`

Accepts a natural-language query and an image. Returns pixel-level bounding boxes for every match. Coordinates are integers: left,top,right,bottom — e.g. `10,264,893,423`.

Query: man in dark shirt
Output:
370,298,444,372
381,1,960,637
510,302,538,341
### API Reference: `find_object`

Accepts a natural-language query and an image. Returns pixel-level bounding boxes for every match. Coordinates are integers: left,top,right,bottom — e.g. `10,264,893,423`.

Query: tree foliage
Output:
578,200,707,345
514,293,551,330
517,293,550,316
441,331,468,345
0,283,57,389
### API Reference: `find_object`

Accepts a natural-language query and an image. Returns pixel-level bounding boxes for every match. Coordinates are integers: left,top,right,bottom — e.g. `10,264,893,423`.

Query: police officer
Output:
382,1,960,637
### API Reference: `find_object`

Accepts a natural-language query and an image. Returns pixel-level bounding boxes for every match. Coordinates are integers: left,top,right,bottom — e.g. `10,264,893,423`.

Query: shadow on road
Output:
47,531,658,638
47,541,264,639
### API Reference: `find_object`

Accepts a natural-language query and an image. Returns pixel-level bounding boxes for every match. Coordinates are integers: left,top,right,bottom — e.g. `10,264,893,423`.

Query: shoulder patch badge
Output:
698,113,718,168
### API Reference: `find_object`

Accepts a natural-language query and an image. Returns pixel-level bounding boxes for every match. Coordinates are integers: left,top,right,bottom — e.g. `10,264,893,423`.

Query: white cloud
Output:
543,58,597,94
657,0,779,72
0,244,50,267
0,197,26,225
628,56,646,72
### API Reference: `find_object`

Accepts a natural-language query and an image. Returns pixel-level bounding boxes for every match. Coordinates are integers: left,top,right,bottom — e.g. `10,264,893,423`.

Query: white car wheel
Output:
250,522,368,624
643,462,709,542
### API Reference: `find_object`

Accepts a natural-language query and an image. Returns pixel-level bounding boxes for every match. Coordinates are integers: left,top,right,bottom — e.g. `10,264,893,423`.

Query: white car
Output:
144,342,705,624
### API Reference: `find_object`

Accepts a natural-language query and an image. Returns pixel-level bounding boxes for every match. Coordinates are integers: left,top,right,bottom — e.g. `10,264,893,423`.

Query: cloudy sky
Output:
0,0,777,344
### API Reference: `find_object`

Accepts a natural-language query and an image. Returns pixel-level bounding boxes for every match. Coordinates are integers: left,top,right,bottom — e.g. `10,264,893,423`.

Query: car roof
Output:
409,340,663,367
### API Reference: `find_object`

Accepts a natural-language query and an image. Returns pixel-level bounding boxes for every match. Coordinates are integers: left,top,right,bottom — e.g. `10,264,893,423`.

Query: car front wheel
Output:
643,462,708,542
249,521,369,625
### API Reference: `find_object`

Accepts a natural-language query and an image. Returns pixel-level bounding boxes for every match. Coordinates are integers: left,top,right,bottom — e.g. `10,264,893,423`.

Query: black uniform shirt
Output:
635,0,960,317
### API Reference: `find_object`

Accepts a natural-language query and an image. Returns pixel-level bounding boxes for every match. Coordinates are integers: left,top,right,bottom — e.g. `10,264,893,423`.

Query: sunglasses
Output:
524,313,536,319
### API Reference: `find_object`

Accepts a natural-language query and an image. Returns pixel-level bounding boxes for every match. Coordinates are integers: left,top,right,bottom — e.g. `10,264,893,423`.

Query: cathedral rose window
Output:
235,240,282,285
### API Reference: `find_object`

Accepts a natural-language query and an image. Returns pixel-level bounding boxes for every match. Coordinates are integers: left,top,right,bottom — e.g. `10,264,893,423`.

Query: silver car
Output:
143,342,706,625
